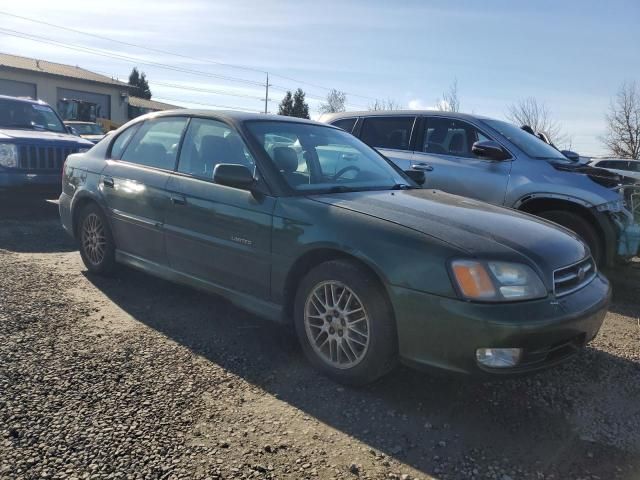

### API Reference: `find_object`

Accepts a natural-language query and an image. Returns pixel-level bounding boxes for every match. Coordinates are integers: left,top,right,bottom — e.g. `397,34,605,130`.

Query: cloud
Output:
408,98,439,111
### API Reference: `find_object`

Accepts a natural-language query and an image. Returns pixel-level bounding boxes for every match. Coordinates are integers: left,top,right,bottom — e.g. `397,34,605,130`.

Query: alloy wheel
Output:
304,280,370,369
81,213,107,266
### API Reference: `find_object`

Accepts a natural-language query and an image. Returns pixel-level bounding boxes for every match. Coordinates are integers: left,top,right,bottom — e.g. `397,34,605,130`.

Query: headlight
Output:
0,143,18,168
451,260,546,302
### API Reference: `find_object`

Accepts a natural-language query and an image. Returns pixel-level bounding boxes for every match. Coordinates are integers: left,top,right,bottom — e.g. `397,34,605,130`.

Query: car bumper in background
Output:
389,273,611,375
0,171,60,189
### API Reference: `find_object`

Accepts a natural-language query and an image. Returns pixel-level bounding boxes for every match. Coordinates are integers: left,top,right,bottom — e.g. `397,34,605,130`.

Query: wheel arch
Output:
516,195,617,266
70,191,109,239
282,248,391,324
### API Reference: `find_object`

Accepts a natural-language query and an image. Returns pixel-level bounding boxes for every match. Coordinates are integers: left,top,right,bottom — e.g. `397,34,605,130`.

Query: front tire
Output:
294,260,397,386
538,210,603,265
77,203,117,275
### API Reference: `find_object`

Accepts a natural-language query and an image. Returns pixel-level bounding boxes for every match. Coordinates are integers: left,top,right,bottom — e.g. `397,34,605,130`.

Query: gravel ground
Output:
1,194,639,480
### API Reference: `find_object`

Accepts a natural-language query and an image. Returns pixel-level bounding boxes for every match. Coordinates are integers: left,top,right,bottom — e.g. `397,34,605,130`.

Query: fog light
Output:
476,348,522,368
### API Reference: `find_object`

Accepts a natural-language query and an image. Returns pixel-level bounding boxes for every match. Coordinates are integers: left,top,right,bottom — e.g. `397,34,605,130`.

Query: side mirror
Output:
471,140,510,161
213,163,255,190
561,150,580,162
67,126,78,135
404,169,426,186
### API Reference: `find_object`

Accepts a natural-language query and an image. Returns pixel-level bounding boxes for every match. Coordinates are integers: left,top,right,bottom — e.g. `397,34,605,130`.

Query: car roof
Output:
147,109,334,127
0,94,50,106
319,110,497,123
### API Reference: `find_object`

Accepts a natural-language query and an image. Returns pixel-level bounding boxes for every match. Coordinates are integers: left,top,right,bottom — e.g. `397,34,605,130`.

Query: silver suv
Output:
320,111,639,266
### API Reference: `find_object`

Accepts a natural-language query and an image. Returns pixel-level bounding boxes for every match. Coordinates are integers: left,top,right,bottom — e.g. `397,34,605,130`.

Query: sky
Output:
0,0,638,155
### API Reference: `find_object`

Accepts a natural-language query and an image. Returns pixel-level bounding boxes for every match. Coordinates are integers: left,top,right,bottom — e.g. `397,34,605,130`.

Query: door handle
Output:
103,177,114,188
411,163,434,171
170,195,186,206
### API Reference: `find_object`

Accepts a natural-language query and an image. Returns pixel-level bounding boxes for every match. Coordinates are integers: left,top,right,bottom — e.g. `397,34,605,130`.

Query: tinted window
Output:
482,119,566,160
177,118,255,179
245,121,410,193
121,117,188,170
422,118,494,158
331,118,357,133
359,116,414,151
110,124,141,159
0,98,65,133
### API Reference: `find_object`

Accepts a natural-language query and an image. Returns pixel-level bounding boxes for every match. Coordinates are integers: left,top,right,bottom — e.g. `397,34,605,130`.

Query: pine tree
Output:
128,67,152,100
278,91,294,116
292,88,310,119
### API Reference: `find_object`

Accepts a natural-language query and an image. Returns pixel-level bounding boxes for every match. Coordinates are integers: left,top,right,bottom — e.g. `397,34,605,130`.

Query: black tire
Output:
76,203,117,275
538,210,603,265
293,259,398,386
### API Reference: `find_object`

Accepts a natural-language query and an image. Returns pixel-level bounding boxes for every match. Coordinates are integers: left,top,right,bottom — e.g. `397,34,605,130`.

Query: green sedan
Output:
59,111,610,385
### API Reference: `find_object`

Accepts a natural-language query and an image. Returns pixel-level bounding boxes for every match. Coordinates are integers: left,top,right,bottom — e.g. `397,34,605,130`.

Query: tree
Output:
602,81,640,159
128,67,151,99
368,98,402,110
436,79,460,112
278,91,294,116
319,89,347,114
506,97,566,145
292,88,310,119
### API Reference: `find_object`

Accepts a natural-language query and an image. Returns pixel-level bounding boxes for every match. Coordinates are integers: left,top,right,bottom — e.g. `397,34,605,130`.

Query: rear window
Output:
359,116,415,151
331,118,357,133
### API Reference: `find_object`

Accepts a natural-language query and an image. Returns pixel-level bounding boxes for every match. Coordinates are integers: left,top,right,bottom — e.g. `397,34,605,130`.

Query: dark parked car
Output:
0,95,93,191
64,121,107,144
59,110,610,385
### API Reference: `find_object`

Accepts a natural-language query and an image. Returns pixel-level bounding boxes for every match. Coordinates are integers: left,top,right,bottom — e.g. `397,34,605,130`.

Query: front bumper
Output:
0,171,60,189
389,273,611,375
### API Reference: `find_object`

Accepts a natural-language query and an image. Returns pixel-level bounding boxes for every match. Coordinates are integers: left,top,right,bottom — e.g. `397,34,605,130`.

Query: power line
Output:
0,10,378,102
152,96,262,113
0,28,267,87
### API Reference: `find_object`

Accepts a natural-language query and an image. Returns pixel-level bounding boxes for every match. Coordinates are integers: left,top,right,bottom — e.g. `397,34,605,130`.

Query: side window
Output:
331,118,357,133
423,118,493,158
359,116,414,151
121,117,188,170
110,123,141,159
177,118,255,179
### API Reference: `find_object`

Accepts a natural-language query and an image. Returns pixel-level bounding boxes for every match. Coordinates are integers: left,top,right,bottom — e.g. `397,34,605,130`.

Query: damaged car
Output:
321,111,640,266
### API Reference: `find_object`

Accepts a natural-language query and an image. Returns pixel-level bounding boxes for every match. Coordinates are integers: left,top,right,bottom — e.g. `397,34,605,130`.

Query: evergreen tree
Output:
128,67,152,99
292,88,310,119
278,91,294,116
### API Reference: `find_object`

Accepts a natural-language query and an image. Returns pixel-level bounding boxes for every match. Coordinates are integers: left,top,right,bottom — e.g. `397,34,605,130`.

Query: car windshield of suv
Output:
72,123,104,135
245,121,412,193
482,119,567,160
0,98,66,133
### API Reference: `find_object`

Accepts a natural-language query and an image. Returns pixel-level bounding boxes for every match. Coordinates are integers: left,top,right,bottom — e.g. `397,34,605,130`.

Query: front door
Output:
163,117,275,300
412,116,512,206
101,116,188,264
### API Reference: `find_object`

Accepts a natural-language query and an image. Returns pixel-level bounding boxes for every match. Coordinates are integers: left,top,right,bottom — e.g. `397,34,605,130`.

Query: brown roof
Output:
128,96,181,111
0,52,130,88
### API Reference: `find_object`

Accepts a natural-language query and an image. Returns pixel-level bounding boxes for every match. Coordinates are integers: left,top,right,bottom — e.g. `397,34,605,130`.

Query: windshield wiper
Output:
391,183,415,190
327,185,359,193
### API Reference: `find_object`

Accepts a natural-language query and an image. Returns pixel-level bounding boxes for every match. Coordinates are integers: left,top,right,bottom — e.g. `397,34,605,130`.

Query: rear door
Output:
101,116,188,264
164,117,275,300
357,115,416,170
412,116,512,205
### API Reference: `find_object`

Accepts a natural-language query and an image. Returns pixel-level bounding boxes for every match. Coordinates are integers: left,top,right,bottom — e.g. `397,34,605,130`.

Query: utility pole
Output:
264,73,269,114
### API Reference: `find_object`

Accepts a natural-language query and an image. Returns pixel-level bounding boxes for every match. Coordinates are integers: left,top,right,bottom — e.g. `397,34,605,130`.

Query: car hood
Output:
0,128,93,146
310,189,588,273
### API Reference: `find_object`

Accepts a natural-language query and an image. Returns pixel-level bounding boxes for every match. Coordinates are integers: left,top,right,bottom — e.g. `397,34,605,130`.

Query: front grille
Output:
553,256,596,297
18,145,78,171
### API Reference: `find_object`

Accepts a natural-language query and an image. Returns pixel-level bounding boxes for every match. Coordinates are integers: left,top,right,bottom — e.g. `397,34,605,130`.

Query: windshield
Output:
70,123,104,135
245,121,412,193
481,119,567,160
0,98,66,133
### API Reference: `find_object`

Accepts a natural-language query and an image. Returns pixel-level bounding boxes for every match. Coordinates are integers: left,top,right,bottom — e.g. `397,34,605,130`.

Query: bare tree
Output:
602,81,640,159
506,97,567,145
319,89,347,114
436,79,460,113
368,98,402,111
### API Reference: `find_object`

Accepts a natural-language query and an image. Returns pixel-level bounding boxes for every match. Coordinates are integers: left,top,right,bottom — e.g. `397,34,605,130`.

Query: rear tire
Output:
293,260,398,386
77,203,117,275
538,210,603,265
